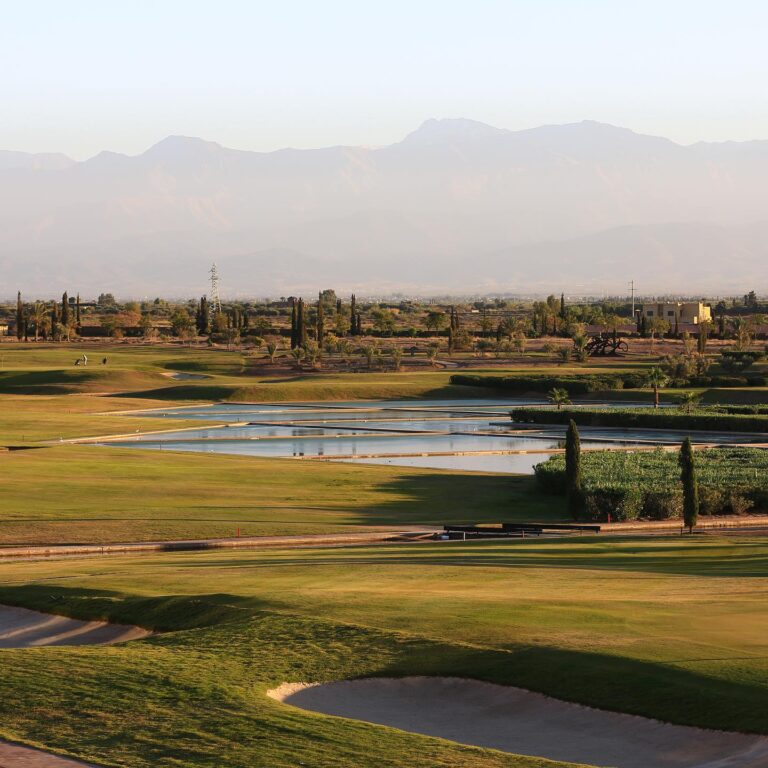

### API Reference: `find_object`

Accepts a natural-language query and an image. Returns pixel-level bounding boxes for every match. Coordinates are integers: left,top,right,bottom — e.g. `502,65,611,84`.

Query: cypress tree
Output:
350,294,357,336
290,298,298,348
61,292,70,326
297,298,307,346
16,291,23,340
559,293,566,319
679,438,699,534
75,293,81,325
673,313,679,339
565,419,583,521
316,292,325,344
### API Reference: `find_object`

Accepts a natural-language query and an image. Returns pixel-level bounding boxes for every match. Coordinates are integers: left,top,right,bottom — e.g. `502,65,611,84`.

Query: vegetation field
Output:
535,447,768,521
0,535,767,767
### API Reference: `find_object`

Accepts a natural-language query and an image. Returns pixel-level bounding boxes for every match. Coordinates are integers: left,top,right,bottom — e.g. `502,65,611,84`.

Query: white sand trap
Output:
0,741,97,767
0,605,149,765
0,604,151,647
269,677,768,768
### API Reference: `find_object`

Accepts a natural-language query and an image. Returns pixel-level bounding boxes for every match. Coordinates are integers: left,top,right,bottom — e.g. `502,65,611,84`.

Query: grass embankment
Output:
511,406,768,432
0,536,767,766
0,445,558,545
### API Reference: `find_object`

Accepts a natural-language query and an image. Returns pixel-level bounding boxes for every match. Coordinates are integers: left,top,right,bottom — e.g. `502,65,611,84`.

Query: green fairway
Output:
0,444,559,544
0,535,766,767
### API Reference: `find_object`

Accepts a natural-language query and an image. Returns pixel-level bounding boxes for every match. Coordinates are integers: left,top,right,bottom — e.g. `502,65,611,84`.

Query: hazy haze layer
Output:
3,119,768,297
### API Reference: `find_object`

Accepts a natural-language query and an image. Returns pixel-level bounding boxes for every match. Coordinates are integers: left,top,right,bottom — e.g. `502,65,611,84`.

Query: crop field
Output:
0,535,767,767
535,446,768,520
536,446,768,495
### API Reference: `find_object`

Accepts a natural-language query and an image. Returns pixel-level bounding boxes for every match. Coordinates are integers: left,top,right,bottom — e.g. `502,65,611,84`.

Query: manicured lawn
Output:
0,445,560,544
0,535,766,766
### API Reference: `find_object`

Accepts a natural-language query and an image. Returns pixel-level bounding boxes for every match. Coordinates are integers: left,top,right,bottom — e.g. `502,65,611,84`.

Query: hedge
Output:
450,374,631,394
510,407,768,433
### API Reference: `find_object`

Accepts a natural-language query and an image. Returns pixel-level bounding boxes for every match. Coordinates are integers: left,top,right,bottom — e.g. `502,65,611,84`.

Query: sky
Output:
2,0,768,159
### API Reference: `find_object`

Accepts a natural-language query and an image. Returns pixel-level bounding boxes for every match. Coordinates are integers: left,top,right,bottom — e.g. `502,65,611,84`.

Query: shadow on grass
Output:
2,584,767,735
0,584,275,632
341,471,566,527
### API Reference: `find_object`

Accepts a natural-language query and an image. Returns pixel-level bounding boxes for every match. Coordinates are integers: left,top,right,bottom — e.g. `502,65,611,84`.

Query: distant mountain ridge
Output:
2,119,768,297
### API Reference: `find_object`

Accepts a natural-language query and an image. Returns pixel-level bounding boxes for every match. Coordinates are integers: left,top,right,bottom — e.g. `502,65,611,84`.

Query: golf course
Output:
2,342,768,767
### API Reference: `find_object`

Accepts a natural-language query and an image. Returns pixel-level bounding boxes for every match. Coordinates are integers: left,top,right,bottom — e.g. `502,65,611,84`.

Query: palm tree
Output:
678,391,701,414
290,347,304,369
645,367,669,408
548,387,571,411
266,341,279,364
30,302,47,341
361,344,378,369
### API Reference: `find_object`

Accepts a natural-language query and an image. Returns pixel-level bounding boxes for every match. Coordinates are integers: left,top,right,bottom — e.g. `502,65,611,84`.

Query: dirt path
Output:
269,677,768,768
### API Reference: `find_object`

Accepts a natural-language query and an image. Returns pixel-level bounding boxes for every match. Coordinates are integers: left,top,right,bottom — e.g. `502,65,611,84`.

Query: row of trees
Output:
15,291,82,341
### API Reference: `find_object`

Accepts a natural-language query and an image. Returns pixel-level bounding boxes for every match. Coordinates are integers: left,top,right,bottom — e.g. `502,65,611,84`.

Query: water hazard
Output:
100,399,762,474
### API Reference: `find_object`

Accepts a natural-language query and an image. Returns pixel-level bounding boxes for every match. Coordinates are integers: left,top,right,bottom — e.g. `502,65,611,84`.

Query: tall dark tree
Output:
559,293,566,319
61,292,70,326
565,419,583,521
297,298,307,347
290,298,298,348
679,438,699,534
196,296,209,335
16,291,24,340
697,324,708,354
350,294,357,336
316,292,325,344
75,293,81,325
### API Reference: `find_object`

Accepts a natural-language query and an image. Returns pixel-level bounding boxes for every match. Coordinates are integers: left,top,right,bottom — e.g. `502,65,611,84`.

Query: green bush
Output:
699,487,726,516
643,490,683,520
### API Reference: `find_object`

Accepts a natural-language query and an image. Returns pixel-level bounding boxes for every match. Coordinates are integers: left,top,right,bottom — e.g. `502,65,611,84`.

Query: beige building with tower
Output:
640,301,711,325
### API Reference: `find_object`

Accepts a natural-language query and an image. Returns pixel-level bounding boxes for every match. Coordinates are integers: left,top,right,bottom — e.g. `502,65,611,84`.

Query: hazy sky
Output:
3,0,768,158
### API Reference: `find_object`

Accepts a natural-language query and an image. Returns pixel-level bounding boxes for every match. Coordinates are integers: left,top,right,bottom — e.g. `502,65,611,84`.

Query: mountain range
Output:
3,118,768,298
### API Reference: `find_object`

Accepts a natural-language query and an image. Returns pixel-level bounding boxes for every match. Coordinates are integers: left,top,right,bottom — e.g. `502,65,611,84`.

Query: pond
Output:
103,399,751,474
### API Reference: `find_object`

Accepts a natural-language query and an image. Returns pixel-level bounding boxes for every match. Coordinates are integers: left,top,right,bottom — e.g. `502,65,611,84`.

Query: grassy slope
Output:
0,536,766,766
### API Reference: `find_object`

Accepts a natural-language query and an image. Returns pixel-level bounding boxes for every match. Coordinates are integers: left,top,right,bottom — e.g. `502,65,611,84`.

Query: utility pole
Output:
629,280,636,318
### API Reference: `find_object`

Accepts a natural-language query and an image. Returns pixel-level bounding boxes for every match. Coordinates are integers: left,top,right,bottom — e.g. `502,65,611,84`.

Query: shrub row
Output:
450,374,633,394
534,447,768,522
510,407,768,433
451,373,767,393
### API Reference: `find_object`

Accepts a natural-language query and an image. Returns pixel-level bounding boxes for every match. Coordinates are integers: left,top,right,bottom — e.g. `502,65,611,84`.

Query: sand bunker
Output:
269,677,768,768
0,604,151,647
0,605,149,765
0,741,97,767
